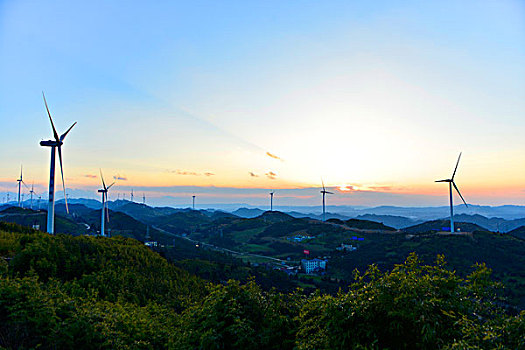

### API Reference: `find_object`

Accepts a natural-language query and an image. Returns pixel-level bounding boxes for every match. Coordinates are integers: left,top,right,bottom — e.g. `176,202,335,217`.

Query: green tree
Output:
172,280,299,350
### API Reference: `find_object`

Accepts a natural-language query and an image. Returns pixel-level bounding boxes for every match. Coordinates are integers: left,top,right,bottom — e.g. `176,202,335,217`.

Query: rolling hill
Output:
508,225,525,240
403,219,486,234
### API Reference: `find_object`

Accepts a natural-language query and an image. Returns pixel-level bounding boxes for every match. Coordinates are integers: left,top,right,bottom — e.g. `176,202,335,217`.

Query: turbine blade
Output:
42,92,60,142
322,179,326,192
452,182,468,207
107,182,115,190
58,146,69,213
100,169,106,190
435,179,450,183
326,191,334,194
22,180,31,191
60,122,77,141
451,152,462,180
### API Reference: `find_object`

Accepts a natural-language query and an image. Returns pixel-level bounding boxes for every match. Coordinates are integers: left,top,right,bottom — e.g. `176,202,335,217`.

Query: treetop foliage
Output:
0,224,523,349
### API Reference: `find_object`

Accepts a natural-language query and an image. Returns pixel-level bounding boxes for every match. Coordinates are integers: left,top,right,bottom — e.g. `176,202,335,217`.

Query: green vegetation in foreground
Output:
0,222,523,349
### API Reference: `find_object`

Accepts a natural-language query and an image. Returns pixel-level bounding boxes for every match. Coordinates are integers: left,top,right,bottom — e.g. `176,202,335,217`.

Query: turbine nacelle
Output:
40,140,63,147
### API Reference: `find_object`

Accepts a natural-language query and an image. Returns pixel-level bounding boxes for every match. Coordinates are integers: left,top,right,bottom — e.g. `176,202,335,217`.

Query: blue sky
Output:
1,0,524,207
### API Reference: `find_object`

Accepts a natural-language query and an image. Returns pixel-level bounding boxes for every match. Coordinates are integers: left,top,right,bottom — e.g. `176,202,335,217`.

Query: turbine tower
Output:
29,182,35,209
142,193,145,205
16,165,23,207
98,170,115,237
269,191,274,211
192,195,196,210
39,92,77,234
320,180,333,221
435,152,468,233
131,189,134,202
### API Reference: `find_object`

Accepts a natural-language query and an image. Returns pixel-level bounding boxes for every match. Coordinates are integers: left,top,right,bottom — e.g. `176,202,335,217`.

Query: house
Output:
301,258,327,274
286,235,312,242
336,243,357,252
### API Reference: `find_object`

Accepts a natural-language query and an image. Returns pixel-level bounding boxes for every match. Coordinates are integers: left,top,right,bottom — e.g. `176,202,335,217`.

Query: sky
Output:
0,0,524,208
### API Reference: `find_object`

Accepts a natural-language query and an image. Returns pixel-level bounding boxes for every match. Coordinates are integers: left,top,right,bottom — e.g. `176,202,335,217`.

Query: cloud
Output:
367,186,393,192
169,169,214,177
249,172,259,177
337,185,356,192
265,171,277,180
113,175,128,181
84,174,97,178
266,152,283,161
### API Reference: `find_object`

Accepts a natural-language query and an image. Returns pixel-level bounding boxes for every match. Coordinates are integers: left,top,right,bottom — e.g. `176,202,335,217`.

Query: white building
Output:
301,258,327,274
336,243,357,252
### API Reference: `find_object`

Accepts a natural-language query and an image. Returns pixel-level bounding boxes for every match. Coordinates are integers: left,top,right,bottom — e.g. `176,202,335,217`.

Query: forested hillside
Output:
0,222,523,349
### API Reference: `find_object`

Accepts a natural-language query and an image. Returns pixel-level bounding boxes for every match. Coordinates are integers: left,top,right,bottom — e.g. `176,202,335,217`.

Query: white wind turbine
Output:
320,180,333,221
435,152,468,233
39,92,77,234
98,170,115,237
16,165,25,207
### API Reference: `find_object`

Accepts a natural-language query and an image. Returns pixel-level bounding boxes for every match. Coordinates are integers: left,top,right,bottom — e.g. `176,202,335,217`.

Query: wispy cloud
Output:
113,175,128,181
84,174,97,179
169,169,215,177
266,152,283,161
368,185,393,192
249,172,259,177
265,171,277,180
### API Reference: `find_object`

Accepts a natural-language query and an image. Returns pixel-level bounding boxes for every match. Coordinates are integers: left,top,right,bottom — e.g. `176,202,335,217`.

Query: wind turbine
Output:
29,182,35,209
39,92,77,234
131,189,134,202
143,193,146,205
435,152,468,233
16,165,24,207
192,195,196,210
320,180,333,221
98,170,115,237
269,190,274,211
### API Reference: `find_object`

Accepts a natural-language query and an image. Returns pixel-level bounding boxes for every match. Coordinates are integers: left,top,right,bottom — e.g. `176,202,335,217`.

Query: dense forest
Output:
0,222,523,349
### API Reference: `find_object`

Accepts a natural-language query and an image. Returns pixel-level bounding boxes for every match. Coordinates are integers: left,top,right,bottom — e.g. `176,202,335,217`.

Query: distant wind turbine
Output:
192,195,196,210
131,189,134,202
16,165,24,207
320,180,333,221
40,92,77,234
143,193,146,205
435,152,468,233
29,182,35,209
98,170,115,237
269,190,275,211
